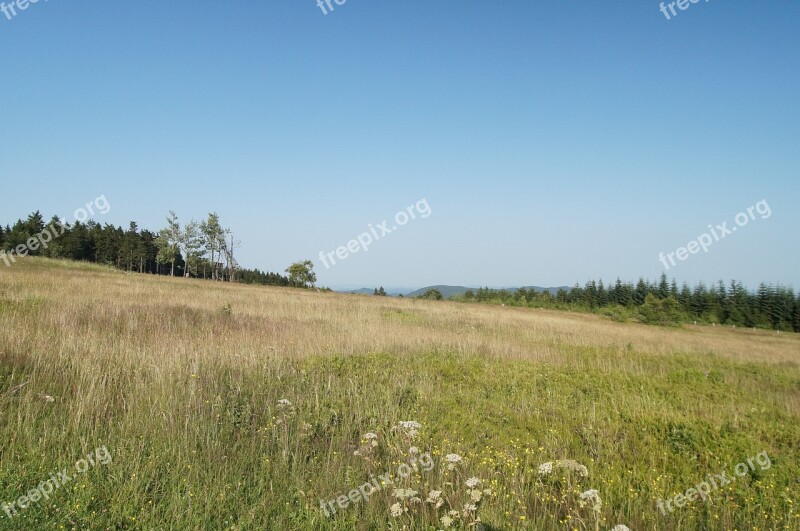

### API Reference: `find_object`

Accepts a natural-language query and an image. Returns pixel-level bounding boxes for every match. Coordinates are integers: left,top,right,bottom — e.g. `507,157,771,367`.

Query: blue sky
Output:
1,1,798,290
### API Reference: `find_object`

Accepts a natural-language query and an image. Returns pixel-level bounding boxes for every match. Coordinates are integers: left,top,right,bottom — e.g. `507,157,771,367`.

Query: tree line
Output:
0,211,317,288
3,210,797,331
454,275,799,332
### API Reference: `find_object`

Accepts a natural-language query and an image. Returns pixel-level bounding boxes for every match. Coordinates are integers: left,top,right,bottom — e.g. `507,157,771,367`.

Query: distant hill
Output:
340,285,570,299
346,288,377,295
405,285,569,299
404,285,473,299
342,288,407,296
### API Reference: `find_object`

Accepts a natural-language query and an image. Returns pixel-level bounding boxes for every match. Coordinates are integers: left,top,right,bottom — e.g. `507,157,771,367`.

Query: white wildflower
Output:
426,490,442,502
395,420,422,439
580,489,602,513
610,526,631,531
393,488,418,500
277,399,291,407
465,477,481,488
537,462,554,476
557,459,589,477
390,502,404,517
440,515,454,528
445,453,463,470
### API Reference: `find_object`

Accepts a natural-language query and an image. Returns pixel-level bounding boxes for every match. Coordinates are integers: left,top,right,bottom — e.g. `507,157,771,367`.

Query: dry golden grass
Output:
4,257,796,369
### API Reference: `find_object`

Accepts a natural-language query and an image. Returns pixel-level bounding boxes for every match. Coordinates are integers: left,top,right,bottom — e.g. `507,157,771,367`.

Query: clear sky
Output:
1,1,798,290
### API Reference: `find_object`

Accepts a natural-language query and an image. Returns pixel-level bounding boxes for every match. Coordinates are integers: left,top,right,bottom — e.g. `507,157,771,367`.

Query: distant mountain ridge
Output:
406,285,569,299
339,285,570,298
343,287,407,296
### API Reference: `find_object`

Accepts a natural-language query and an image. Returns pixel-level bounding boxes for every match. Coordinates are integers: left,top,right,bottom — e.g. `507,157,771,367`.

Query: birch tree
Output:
201,213,224,281
157,211,181,276
180,220,204,277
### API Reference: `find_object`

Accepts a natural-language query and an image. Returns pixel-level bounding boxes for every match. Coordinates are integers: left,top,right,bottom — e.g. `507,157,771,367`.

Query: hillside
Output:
0,258,798,529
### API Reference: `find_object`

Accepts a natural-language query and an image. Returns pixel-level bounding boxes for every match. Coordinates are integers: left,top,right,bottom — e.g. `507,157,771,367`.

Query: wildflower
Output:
426,490,443,507
394,420,422,439
539,459,589,477
465,477,481,488
610,526,631,531
469,489,482,502
390,502,404,517
440,515,454,528
558,459,589,477
538,462,554,476
393,488,418,499
445,453,463,470
277,399,291,407
409,446,419,455
364,432,378,440
463,503,477,513
579,489,602,514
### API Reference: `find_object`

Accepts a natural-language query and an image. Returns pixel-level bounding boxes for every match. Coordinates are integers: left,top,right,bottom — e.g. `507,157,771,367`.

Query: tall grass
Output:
0,258,798,529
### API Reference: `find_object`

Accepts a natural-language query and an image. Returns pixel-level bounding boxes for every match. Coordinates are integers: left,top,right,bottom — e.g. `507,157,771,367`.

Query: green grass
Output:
1,349,798,529
0,258,798,530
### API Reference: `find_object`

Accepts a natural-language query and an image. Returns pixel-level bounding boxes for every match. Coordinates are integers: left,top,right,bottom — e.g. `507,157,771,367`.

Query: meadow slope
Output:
0,258,798,530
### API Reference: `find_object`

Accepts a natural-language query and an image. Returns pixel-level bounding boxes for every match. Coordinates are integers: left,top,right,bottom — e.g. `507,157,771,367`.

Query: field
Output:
0,258,798,530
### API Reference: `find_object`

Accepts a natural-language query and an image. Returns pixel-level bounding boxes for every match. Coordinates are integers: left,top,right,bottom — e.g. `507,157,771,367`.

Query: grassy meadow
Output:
0,258,798,530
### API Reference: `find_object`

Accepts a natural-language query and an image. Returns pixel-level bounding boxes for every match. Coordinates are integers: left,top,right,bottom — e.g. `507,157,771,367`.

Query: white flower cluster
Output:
444,453,463,470
537,459,588,477
439,509,461,528
426,489,444,509
392,488,419,501
393,420,422,440
579,489,602,514
353,432,379,457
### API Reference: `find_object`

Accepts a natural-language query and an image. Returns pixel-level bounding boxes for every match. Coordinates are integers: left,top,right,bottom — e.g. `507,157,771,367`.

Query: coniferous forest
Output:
454,277,800,332
0,211,290,286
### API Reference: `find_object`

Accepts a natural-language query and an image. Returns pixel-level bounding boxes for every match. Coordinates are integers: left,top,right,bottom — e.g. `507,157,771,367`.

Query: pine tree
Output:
658,273,669,299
